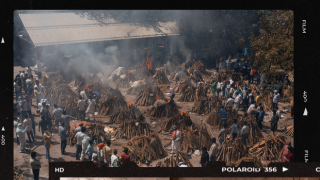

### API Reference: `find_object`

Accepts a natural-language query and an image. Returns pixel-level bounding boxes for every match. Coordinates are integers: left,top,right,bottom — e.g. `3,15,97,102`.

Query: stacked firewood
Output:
127,83,147,95
191,96,217,115
283,123,294,137
153,70,170,84
113,77,131,88
161,110,194,132
42,73,79,117
177,85,197,102
249,133,287,161
114,119,152,140
216,137,248,164
262,91,274,111
122,132,167,164
98,88,127,116
229,116,264,147
232,155,264,169
206,107,221,127
179,125,212,154
155,152,193,167
14,166,25,180
67,123,112,146
110,104,136,124
174,79,192,94
135,86,166,106
149,100,179,118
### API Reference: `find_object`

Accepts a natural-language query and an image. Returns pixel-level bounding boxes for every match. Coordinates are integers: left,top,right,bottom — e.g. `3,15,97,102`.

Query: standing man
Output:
104,140,112,167
270,110,279,133
257,107,265,130
30,152,41,180
78,96,86,122
249,66,256,84
44,104,53,132
61,111,76,135
232,119,239,140
23,114,34,143
171,125,180,154
218,124,229,146
255,92,262,106
58,122,67,155
74,126,87,160
216,80,222,98
53,104,63,130
167,86,175,102
215,106,227,130
121,147,131,164
80,88,89,101
234,93,241,111
75,122,87,134
273,90,281,111
208,138,218,161
25,80,34,106
38,114,48,136
43,128,53,162
34,87,41,109
34,80,45,100
247,101,256,116
16,123,28,152
255,103,262,122
194,70,199,85
81,133,91,161
226,57,232,70
174,72,179,84
211,80,217,96
14,79,22,103
19,96,28,120
86,96,97,121
226,95,234,108
240,121,249,146
97,143,105,167
275,107,281,120
200,147,209,167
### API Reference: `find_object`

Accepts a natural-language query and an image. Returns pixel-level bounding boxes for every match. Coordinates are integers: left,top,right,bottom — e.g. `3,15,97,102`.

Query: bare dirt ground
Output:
14,66,294,179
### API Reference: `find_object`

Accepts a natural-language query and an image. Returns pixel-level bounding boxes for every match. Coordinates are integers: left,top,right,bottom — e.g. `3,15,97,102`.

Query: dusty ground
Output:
14,66,294,179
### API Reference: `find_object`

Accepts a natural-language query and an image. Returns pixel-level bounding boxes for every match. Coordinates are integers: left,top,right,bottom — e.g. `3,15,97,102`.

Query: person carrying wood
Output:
170,125,180,154
240,121,249,146
215,106,227,130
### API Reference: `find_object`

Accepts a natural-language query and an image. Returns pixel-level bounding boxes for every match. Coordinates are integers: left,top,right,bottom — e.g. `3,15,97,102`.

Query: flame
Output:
126,98,135,106
180,109,188,116
155,94,162,100
146,49,153,70
199,60,204,71
105,126,115,131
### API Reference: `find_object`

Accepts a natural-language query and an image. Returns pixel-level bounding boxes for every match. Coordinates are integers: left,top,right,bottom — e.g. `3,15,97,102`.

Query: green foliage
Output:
250,10,293,77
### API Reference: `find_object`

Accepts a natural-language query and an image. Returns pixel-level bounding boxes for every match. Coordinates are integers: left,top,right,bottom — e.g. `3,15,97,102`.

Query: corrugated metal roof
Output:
18,11,179,47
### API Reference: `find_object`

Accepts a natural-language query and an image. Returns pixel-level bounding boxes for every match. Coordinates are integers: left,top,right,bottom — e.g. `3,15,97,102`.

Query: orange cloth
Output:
250,69,256,76
172,129,179,138
98,143,105,150
79,122,83,126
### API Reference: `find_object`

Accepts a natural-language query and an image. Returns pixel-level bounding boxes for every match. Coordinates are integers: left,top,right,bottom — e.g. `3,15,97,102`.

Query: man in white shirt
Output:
78,96,86,121
273,90,281,111
208,138,218,161
240,121,250,146
86,96,97,121
247,102,255,116
23,114,34,143
171,125,180,154
19,96,28,120
226,95,234,108
74,127,87,160
232,89,238,99
234,93,241,111
80,88,89,101
111,149,118,167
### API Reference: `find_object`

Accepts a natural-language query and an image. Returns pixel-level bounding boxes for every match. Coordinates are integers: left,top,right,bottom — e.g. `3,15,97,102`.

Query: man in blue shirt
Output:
53,104,63,130
59,122,67,154
215,106,227,130
194,70,199,85
232,119,239,140
270,110,279,133
246,65,251,77
258,107,265,130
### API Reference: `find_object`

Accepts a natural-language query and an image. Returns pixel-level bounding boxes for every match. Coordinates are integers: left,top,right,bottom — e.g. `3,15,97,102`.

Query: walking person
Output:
232,119,239,140
23,114,34,143
86,96,97,121
61,111,76,136
77,96,86,121
171,125,180,154
53,104,63,130
19,96,28,120
74,127,87,160
270,110,279,133
104,140,112,166
255,92,262,106
80,88,89,101
226,95,234,108
218,124,229,146
209,138,218,161
38,115,48,137
215,106,227,130
14,116,20,145
81,133,90,161
44,104,53,132
25,80,34,106
34,80,45,100
234,92,241,111
216,80,222,98
247,102,256,116
14,79,22,103
16,123,28,152
211,80,217,96
29,111,36,136
58,122,67,155
200,147,209,167
257,107,265,130
34,87,42,109
255,103,262,122
240,121,249,147
85,139,96,161
43,128,53,162
30,152,41,180
273,90,281,111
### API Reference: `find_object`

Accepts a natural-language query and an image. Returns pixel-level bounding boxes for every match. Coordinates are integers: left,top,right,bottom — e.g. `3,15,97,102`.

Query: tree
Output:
250,10,294,79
